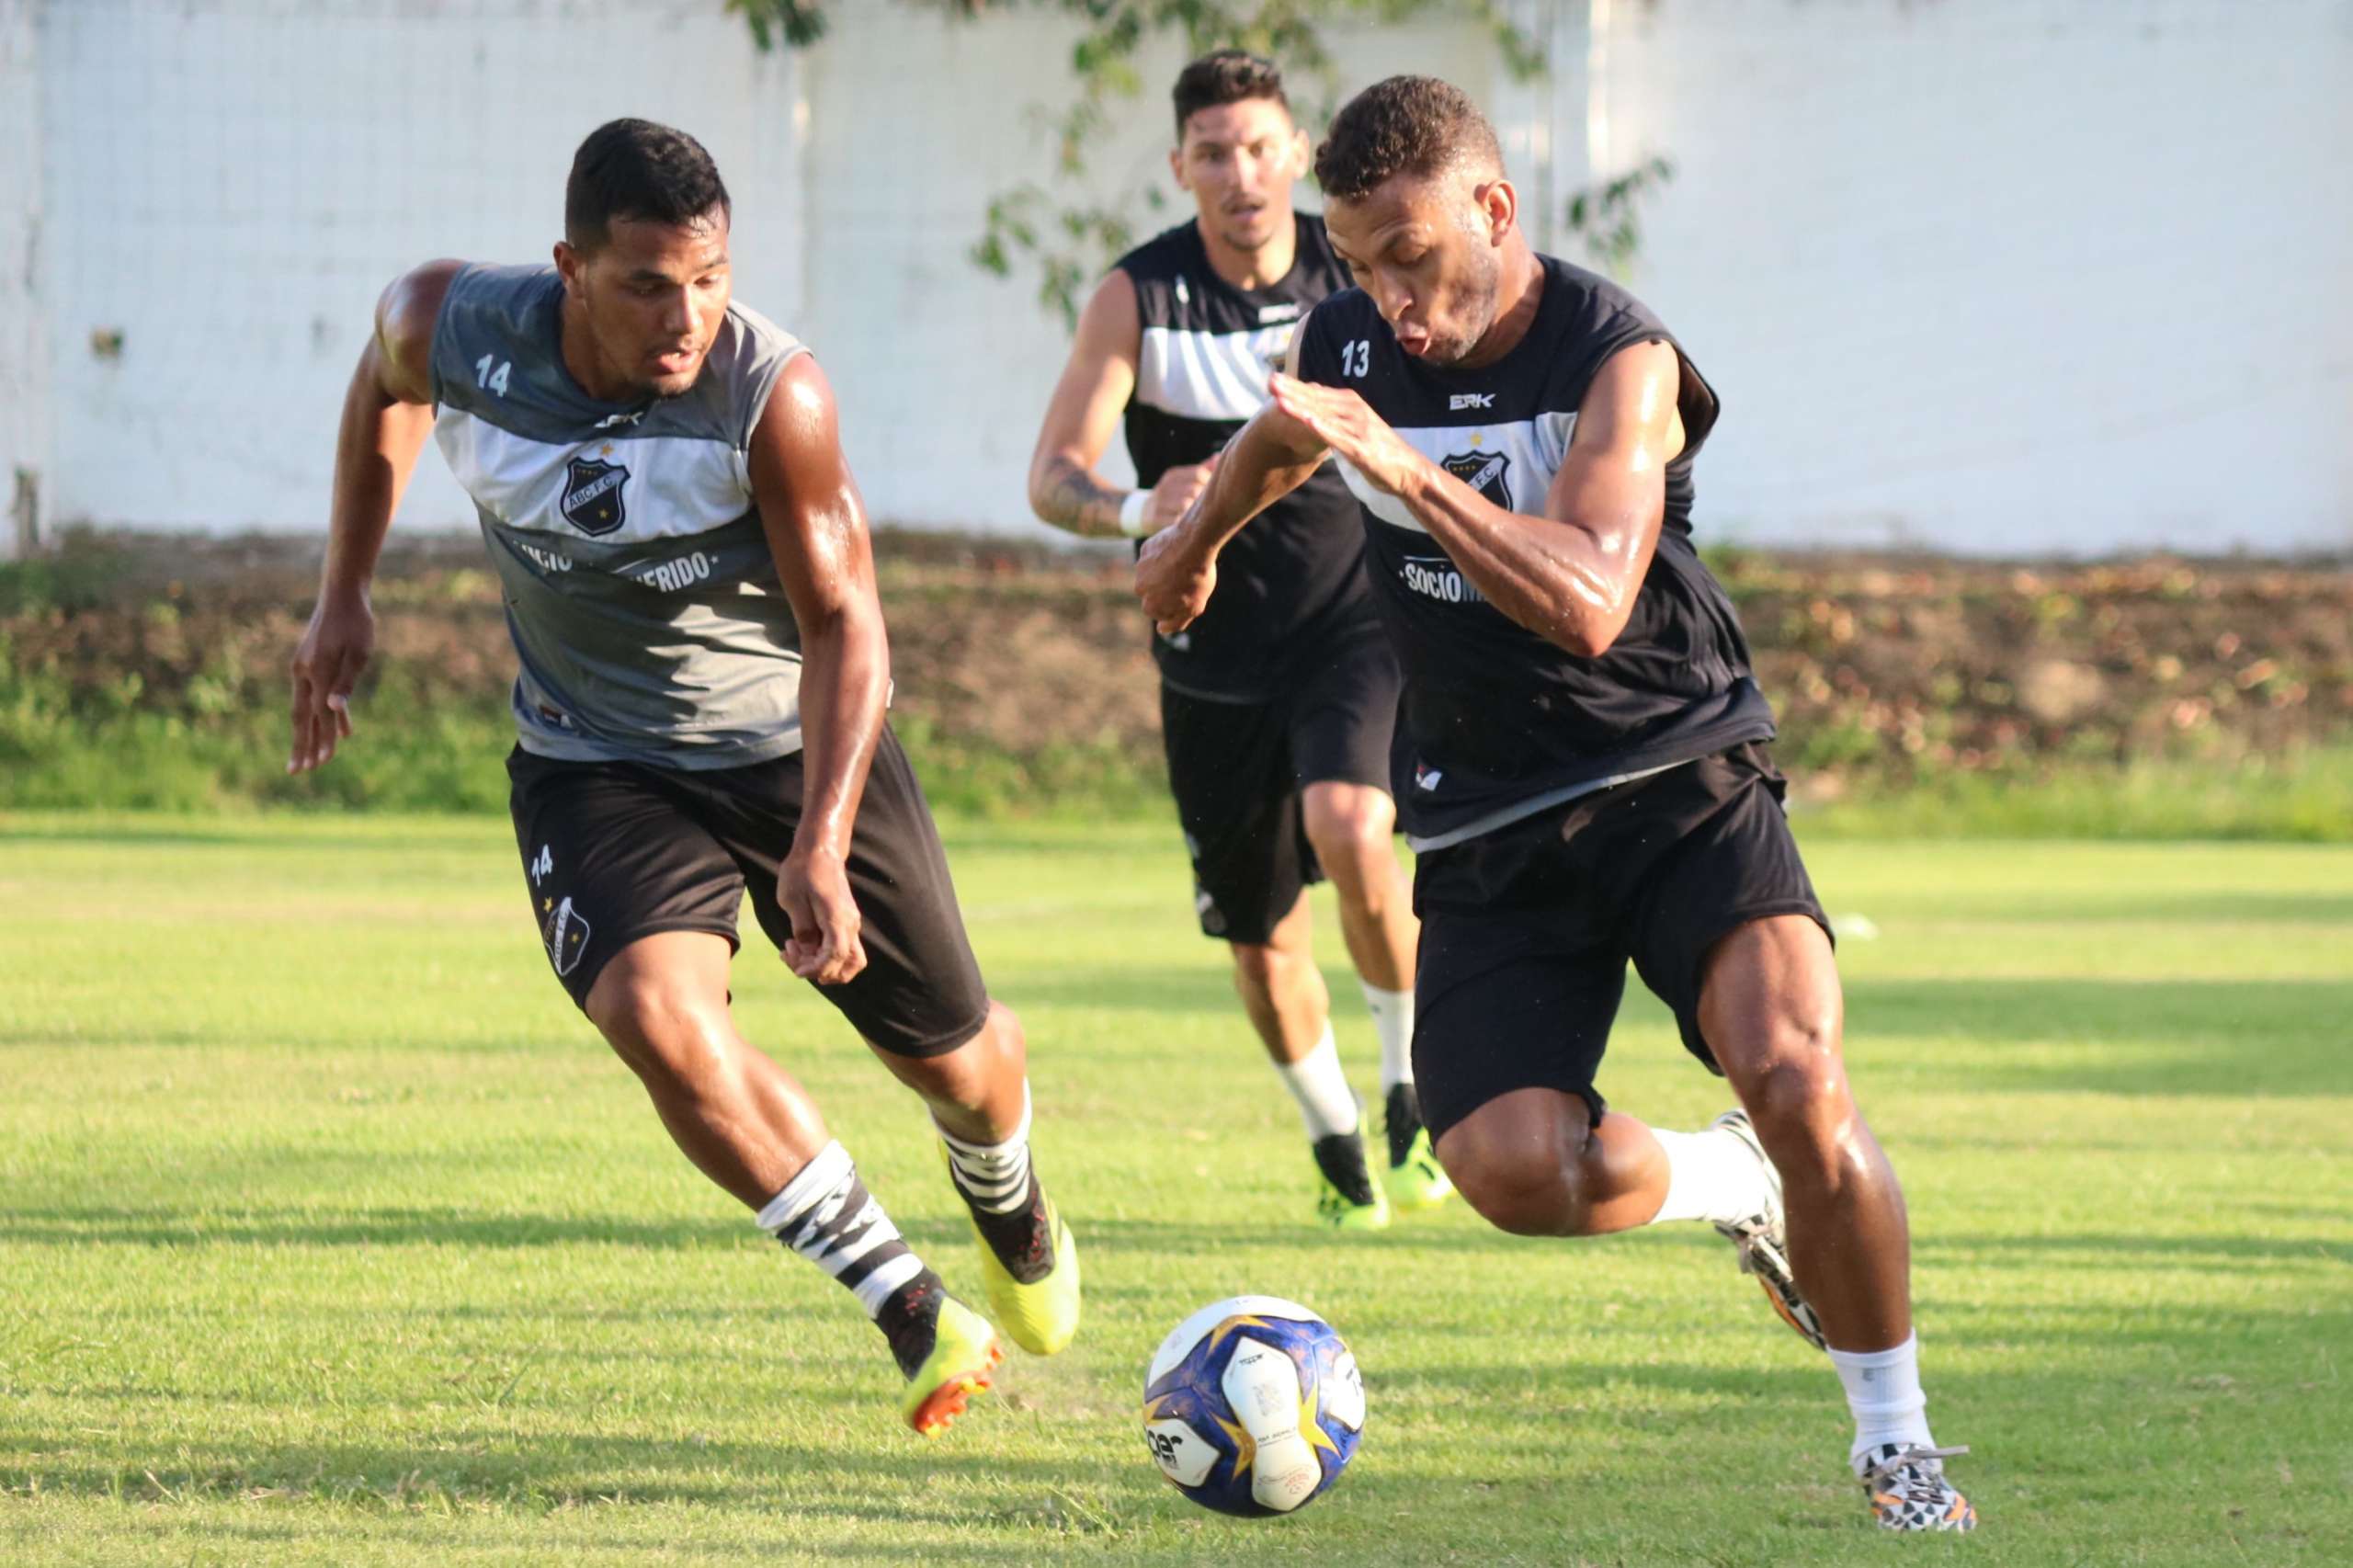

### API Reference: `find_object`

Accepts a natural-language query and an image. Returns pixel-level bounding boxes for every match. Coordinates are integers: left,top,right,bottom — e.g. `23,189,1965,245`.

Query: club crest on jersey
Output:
561,455,630,536
1441,449,1512,509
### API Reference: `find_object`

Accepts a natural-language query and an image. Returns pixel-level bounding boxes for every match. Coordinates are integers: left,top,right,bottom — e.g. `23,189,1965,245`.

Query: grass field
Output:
2,813,2348,1566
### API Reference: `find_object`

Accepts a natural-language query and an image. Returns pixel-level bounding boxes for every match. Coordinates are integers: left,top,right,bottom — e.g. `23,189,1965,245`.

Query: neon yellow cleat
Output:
899,1295,1003,1437
1313,1131,1392,1230
972,1195,1082,1357
1384,1123,1456,1211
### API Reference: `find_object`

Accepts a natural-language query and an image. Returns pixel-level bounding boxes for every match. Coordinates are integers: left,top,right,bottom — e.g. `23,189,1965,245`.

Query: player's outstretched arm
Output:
288,260,460,774
747,354,890,986
1131,332,1329,633
1270,340,1682,657
1027,270,1221,540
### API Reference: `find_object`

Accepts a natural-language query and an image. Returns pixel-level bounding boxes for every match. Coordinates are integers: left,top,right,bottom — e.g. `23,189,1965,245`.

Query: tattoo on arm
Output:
1035,454,1133,539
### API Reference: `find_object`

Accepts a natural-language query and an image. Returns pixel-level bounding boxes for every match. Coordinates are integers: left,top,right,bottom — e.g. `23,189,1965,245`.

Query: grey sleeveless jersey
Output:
429,264,807,768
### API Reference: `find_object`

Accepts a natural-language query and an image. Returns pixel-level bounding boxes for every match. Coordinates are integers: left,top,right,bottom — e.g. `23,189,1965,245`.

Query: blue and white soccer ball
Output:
1141,1295,1364,1517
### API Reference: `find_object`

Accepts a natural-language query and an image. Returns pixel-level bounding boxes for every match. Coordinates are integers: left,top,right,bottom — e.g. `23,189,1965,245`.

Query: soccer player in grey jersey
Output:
1028,51,1448,1229
1139,78,1973,1531
288,119,1079,1436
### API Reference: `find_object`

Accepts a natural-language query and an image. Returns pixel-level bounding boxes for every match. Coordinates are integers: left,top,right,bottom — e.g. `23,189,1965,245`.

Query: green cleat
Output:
898,1294,1003,1437
1312,1130,1392,1231
1382,1085,1455,1211
972,1194,1082,1357
941,1142,1082,1357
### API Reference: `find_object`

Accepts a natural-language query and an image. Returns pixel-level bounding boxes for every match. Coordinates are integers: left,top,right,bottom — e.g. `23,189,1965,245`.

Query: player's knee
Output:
1452,1151,1589,1237
907,1004,1025,1115
589,973,733,1085
1230,940,1297,995
1745,1047,1856,1184
1439,1125,1592,1237
1302,790,1394,883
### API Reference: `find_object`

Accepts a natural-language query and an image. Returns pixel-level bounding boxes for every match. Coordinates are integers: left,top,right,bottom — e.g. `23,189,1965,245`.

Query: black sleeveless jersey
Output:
1293,255,1777,848
1118,216,1376,699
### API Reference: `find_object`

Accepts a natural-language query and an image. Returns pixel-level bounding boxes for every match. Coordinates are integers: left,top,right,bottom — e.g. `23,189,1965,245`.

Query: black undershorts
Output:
506,728,991,1057
1410,742,1832,1142
1159,621,1400,945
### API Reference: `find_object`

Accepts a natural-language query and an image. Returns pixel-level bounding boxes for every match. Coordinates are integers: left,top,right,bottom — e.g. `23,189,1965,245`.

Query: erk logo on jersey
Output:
1449,392,1495,410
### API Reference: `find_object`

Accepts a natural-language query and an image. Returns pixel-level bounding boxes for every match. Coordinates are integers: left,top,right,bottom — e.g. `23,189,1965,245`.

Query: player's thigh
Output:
713,730,993,1061
1161,684,1307,946
1622,744,1836,1077
1286,623,1399,799
506,747,745,1011
1412,907,1624,1150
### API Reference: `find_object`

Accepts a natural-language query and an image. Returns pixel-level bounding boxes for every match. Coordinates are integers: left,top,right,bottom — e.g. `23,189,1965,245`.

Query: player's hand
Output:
287,591,375,774
779,845,868,985
1142,458,1218,533
1268,373,1425,497
1134,526,1220,636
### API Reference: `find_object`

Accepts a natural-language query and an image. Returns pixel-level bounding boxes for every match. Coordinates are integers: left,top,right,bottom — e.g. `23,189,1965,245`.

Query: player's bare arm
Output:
748,353,890,987
1131,332,1324,631
1267,339,1685,658
1028,269,1218,539
288,259,463,774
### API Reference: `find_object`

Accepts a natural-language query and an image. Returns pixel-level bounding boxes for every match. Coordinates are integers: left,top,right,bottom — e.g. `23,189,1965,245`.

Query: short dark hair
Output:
1313,75,1503,201
1171,50,1289,139
564,118,731,251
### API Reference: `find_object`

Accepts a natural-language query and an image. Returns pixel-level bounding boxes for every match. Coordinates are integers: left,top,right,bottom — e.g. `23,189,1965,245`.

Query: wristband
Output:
1118,489,1153,537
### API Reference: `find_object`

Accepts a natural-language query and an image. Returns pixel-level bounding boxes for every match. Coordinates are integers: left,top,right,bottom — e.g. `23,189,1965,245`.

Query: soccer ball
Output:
1141,1295,1363,1517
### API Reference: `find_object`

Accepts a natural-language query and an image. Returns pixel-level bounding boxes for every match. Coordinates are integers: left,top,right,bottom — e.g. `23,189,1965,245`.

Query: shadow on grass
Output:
1963,891,2353,927
1844,976,2353,1096
6,1426,1138,1533
0,1206,746,1252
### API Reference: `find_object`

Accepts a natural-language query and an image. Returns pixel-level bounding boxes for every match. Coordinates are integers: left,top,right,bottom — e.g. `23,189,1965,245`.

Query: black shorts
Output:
506,728,992,1058
1160,624,1400,945
1410,743,1832,1143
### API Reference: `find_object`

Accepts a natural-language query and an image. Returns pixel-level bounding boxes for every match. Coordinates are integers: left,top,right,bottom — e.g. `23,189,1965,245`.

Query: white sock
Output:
938,1083,1034,1215
1829,1334,1935,1463
1359,982,1415,1090
1645,1124,1774,1228
1276,1025,1360,1140
755,1141,925,1319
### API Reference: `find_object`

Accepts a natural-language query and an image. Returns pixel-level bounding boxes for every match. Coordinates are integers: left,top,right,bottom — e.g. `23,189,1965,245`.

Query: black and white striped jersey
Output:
1118,216,1375,699
1294,255,1777,849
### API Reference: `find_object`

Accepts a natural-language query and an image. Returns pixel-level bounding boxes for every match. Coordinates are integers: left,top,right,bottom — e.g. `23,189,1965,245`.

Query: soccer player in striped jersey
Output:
1028,51,1449,1229
1137,76,1973,1531
287,119,1078,1436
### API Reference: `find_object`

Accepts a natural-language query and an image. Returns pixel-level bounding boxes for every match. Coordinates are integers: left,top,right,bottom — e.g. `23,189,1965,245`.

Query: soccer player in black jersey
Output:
1029,52,1450,1227
1137,76,1974,1532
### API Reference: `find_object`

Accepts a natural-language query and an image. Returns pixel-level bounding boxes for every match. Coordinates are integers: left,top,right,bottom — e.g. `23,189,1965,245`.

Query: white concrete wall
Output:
796,7,1501,522
38,0,803,537
17,0,2353,554
0,0,45,558
1577,0,2353,554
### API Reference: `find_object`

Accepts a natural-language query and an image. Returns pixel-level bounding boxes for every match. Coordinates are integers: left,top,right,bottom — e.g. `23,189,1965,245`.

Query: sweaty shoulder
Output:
696,299,809,451
1535,256,1718,445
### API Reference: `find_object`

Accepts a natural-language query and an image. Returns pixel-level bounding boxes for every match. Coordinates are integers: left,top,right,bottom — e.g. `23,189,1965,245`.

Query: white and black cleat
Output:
1709,1108,1827,1351
1858,1442,1977,1532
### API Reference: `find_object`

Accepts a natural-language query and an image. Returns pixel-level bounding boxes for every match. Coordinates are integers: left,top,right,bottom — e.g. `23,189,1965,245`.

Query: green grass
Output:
1,813,2347,1565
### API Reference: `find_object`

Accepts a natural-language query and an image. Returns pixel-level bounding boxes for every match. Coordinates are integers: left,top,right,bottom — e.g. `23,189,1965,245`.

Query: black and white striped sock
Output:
938,1085,1054,1286
756,1141,928,1320
939,1085,1034,1215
